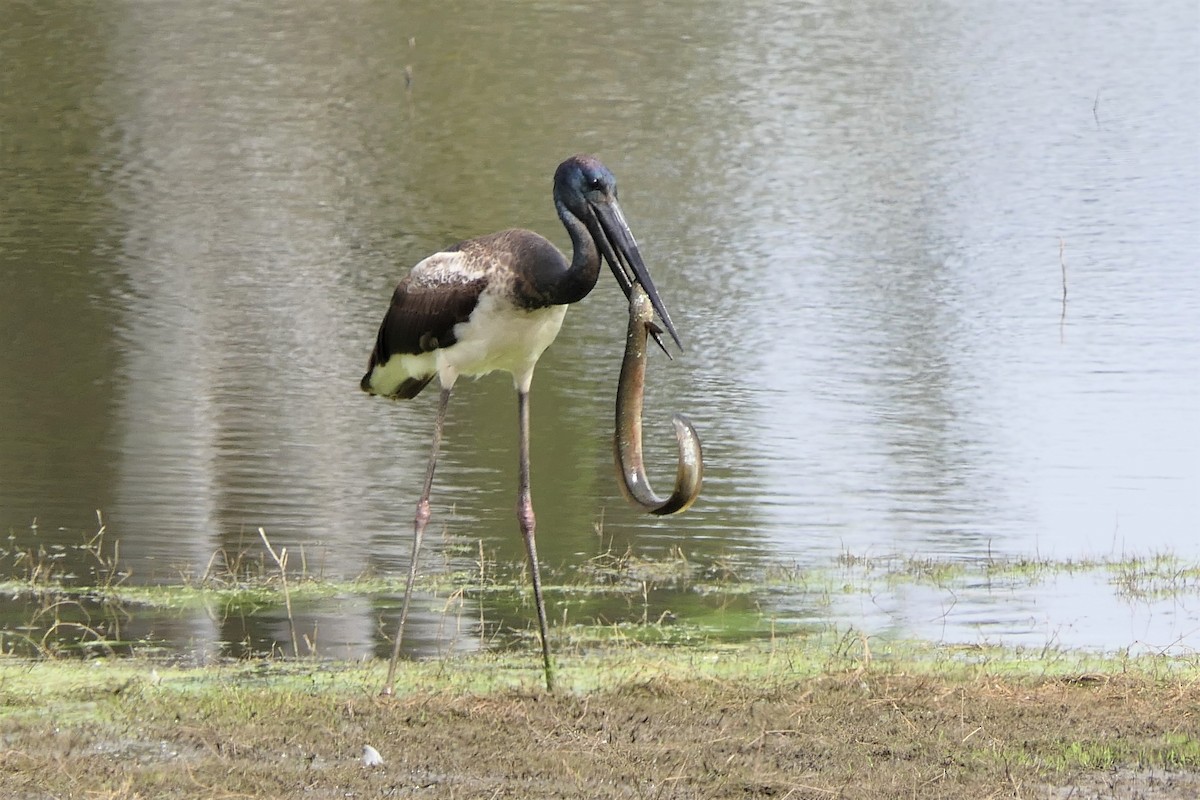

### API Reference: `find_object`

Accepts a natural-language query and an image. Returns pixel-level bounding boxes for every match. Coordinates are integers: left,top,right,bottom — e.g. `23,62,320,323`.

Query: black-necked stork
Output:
362,155,680,693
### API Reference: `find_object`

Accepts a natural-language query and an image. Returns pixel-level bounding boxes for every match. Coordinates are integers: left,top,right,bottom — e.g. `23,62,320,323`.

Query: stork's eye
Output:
586,175,604,191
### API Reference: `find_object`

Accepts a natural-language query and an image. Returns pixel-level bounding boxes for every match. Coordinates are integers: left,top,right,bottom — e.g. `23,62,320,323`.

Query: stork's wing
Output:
362,273,487,398
375,277,487,357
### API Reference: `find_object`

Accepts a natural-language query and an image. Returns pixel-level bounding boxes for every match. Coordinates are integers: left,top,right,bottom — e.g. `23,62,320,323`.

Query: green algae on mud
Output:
1,638,1198,799
3,531,1200,666
6,543,1198,615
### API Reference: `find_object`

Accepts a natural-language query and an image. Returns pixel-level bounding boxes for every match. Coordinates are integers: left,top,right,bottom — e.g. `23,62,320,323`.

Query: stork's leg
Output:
516,389,554,691
382,386,452,697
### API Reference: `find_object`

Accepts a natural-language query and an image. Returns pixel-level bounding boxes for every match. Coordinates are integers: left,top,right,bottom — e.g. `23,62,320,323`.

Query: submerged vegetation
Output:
1,515,1199,660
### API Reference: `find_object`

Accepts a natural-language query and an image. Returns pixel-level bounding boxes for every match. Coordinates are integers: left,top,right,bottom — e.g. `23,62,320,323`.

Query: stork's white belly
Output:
442,295,568,389
376,295,568,394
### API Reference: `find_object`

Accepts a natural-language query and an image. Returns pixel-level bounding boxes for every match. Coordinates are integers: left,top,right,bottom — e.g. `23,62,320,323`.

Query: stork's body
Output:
363,156,680,693
362,230,575,400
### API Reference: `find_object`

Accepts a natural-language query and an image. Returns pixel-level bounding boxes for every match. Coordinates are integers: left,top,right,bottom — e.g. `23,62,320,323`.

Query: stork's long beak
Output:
590,200,683,354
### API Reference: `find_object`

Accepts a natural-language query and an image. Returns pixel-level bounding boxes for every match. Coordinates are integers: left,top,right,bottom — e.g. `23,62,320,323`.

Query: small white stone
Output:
361,744,384,768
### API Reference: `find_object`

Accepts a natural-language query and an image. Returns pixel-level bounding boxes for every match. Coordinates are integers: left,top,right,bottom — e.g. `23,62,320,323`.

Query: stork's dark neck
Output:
547,198,603,306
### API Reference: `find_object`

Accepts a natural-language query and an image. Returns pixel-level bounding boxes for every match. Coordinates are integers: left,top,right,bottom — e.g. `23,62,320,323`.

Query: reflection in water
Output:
0,0,1196,658
0,5,124,540
99,4,384,581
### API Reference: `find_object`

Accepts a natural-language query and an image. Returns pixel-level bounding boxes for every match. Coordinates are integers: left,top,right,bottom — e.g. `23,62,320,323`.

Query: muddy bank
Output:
0,643,1196,798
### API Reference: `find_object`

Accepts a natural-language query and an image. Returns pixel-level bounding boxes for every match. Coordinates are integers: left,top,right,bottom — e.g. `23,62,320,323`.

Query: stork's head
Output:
554,155,682,352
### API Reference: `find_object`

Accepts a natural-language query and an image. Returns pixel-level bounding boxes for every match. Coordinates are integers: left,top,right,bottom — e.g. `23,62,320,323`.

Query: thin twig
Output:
258,528,300,657
1059,237,1068,341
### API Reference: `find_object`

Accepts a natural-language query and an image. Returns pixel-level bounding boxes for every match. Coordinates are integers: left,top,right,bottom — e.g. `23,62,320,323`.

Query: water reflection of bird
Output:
362,155,681,694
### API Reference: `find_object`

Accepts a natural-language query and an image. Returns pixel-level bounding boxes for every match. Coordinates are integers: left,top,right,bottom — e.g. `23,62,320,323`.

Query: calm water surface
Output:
2,1,1197,659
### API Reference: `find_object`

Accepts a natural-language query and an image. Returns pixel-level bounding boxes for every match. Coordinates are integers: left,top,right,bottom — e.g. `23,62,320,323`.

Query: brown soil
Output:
0,663,1196,799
